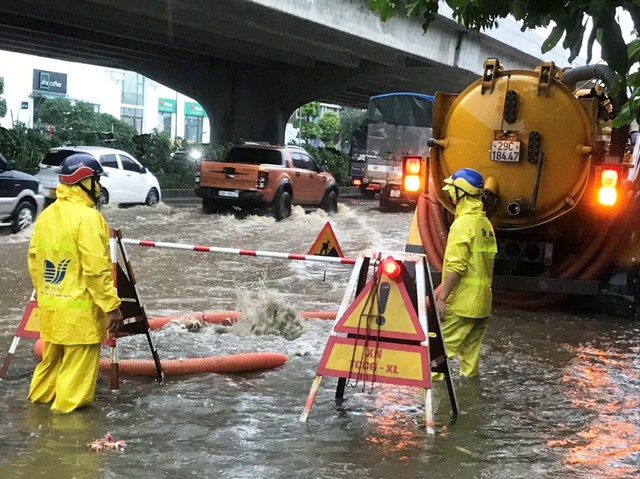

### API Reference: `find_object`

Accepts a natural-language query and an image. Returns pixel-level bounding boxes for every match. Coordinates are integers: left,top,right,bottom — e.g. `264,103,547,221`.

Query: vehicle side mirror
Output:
141,166,147,173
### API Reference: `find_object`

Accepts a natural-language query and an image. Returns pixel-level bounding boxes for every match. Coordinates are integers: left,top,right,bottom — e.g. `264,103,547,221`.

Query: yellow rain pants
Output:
28,342,102,413
440,312,488,378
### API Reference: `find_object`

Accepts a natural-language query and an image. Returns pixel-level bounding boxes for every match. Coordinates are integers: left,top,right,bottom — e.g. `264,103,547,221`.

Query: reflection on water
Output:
0,200,638,478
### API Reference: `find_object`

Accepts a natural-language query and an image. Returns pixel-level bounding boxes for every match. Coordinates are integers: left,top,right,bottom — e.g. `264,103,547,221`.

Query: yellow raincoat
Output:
27,181,121,412
441,195,497,377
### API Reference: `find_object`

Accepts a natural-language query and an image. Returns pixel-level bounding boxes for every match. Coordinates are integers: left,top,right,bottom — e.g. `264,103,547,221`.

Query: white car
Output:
36,146,161,206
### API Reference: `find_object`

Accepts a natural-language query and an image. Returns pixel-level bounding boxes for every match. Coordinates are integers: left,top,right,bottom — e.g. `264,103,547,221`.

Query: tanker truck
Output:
404,58,639,319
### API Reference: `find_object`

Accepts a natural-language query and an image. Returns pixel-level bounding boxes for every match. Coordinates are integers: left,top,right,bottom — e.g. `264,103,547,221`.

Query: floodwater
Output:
0,198,638,479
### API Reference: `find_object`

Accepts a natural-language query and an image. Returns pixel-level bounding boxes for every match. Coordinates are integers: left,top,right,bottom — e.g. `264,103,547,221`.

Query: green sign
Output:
184,101,207,117
158,98,176,113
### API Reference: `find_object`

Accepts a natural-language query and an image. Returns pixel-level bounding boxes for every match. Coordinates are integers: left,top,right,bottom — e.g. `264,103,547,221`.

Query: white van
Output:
36,146,161,206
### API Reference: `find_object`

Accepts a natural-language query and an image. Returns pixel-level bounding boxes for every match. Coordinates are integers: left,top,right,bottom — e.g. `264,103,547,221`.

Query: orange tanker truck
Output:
404,58,639,319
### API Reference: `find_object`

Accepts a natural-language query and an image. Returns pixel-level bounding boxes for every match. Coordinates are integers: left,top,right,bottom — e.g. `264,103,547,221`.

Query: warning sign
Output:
16,293,40,339
307,222,344,257
333,274,425,341
317,336,430,388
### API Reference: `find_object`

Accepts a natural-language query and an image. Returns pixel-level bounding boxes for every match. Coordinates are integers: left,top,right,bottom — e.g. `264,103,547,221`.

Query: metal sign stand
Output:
299,250,458,434
108,228,164,389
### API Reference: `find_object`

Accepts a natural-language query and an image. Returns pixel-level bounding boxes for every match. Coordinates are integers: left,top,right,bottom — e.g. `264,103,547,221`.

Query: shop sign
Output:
32,70,67,94
158,98,176,113
184,101,207,117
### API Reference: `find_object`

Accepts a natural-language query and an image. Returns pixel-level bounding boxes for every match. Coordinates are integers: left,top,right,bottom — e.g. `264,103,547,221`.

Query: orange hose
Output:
98,353,288,377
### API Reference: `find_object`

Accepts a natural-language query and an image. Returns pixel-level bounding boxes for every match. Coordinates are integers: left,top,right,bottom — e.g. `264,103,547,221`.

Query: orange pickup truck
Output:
194,144,338,220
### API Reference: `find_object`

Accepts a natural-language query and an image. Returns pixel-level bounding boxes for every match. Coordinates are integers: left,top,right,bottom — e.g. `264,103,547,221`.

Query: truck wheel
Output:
11,200,36,233
321,190,338,214
202,198,229,214
379,198,394,212
273,191,292,221
362,189,376,199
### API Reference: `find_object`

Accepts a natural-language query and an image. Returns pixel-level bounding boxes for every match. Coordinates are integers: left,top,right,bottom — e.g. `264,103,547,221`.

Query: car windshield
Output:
41,149,80,166
224,148,283,166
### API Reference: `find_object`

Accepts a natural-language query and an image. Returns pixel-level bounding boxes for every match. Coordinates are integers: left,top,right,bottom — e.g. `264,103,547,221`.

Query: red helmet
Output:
59,153,104,185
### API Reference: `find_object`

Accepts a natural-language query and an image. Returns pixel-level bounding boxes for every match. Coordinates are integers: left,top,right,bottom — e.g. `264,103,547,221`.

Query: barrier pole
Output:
121,238,357,265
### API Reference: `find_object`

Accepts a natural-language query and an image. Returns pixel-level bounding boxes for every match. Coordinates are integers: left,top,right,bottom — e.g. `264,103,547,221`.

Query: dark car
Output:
0,153,45,233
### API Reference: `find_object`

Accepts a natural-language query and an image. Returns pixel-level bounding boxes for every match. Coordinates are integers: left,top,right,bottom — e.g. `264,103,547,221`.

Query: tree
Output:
292,101,321,143
365,0,639,125
318,112,340,147
337,107,367,153
0,77,7,119
38,97,136,145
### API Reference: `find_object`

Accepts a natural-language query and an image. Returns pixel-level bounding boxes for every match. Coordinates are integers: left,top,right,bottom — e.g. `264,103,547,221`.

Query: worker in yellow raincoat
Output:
435,168,497,378
27,153,123,413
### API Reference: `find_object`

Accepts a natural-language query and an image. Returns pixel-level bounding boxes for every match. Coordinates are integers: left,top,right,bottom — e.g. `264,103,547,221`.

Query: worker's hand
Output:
107,308,124,333
436,296,447,321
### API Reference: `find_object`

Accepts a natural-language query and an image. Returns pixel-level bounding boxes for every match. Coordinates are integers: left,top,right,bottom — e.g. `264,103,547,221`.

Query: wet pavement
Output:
0,199,638,478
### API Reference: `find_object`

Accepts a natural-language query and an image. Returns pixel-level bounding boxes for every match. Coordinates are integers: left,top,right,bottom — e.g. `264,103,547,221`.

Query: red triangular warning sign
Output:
307,222,344,257
333,273,425,341
16,291,40,339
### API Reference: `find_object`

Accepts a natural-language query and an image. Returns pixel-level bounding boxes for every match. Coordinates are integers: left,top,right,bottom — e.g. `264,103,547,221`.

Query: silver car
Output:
0,154,45,233
35,146,161,206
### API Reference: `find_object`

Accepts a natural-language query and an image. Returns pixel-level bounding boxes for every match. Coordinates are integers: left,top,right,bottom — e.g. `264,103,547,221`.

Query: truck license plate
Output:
490,140,520,162
218,190,239,198
390,189,400,198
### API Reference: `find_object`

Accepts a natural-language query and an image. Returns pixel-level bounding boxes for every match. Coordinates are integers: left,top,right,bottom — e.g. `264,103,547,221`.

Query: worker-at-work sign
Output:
317,336,430,388
307,222,344,257
15,296,40,339
333,274,425,341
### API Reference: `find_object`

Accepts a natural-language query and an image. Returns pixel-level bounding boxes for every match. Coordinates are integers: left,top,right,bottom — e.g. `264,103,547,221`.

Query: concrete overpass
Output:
0,0,574,144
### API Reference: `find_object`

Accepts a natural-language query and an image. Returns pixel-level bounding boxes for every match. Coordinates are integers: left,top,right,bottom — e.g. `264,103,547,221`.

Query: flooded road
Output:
1,199,638,478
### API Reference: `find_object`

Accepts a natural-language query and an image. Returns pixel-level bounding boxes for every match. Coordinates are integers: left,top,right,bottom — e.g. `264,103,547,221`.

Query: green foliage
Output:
318,112,340,147
302,143,350,186
364,0,640,125
37,97,137,146
0,77,6,119
338,107,367,153
0,124,52,174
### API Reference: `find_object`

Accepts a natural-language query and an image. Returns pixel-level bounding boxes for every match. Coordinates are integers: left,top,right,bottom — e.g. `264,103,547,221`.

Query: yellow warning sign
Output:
317,336,430,388
307,222,344,257
333,274,425,341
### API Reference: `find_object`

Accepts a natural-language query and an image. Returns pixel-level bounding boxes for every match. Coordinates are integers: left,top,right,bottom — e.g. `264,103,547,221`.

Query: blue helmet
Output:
443,168,484,197
59,153,104,185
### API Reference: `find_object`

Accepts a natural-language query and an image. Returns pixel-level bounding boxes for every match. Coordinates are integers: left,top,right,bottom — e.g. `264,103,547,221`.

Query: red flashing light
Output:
403,156,421,175
381,258,401,278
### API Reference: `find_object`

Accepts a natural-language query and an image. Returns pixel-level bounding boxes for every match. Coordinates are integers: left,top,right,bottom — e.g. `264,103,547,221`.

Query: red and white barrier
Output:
121,239,357,265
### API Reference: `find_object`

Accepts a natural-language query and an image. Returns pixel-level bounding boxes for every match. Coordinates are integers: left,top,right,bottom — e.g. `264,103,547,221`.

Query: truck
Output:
358,92,434,211
404,58,639,319
194,143,338,221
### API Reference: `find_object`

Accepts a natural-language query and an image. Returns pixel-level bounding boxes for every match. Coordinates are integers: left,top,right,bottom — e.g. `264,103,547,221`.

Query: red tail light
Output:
352,178,362,187
381,257,401,278
598,168,619,206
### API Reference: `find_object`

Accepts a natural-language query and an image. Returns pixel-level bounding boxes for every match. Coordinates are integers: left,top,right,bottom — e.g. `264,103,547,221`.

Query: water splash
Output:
231,284,304,340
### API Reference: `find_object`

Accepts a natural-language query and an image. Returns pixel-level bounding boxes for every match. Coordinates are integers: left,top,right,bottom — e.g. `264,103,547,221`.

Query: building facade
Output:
0,50,210,142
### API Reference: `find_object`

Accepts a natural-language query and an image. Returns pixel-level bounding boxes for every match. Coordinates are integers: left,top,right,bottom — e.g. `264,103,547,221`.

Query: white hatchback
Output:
36,146,161,206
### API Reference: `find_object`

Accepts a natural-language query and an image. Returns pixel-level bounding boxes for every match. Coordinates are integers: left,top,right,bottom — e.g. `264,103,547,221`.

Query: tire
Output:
11,200,35,233
273,191,292,221
321,190,338,214
98,188,109,206
145,188,159,206
362,189,376,199
379,198,394,212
